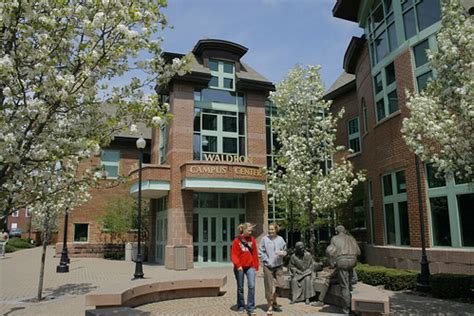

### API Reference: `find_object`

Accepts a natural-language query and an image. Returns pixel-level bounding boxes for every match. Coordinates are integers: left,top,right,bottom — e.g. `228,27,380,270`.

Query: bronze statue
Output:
289,241,316,304
326,225,360,313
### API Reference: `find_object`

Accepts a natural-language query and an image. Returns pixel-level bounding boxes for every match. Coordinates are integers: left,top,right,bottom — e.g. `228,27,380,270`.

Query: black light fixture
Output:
133,137,146,279
56,210,70,273
56,161,70,273
414,155,430,290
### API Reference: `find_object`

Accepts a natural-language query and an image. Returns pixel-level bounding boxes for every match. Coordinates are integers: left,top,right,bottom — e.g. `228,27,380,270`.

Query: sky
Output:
158,0,363,90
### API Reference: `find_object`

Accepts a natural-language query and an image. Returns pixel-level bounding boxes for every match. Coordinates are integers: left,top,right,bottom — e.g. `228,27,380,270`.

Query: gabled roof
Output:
160,39,274,92
332,0,362,22
323,72,356,100
192,39,248,59
102,105,151,140
343,36,366,74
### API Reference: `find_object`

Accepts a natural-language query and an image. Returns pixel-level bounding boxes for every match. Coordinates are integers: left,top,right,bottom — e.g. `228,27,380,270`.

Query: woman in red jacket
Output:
231,222,259,315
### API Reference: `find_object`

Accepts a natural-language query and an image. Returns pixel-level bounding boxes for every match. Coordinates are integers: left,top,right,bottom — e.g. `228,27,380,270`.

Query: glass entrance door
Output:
193,193,246,264
193,210,245,263
155,212,167,264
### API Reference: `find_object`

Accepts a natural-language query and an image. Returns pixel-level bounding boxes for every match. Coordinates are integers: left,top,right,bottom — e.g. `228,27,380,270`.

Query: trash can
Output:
174,245,187,270
125,243,134,262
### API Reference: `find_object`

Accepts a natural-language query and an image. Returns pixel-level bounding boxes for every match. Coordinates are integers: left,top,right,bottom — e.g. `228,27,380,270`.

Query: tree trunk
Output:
37,221,50,301
308,211,316,256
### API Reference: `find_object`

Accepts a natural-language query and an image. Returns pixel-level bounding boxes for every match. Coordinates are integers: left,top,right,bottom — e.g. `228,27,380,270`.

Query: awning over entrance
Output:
182,178,265,192
130,180,170,199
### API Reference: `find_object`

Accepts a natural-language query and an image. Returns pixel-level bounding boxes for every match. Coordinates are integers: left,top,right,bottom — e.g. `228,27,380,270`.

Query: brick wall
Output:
331,44,431,253
56,139,147,256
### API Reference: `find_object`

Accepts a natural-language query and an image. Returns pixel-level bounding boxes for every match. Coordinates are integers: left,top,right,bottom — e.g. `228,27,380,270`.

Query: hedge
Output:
5,238,35,252
104,251,124,260
8,238,34,249
355,264,417,291
384,269,418,291
430,273,472,299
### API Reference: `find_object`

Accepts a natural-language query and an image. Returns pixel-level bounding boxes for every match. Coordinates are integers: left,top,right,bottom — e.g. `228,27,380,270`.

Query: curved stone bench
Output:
85,276,227,310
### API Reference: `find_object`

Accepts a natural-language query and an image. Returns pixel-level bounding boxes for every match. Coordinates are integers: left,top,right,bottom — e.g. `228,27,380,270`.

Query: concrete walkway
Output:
1,247,473,316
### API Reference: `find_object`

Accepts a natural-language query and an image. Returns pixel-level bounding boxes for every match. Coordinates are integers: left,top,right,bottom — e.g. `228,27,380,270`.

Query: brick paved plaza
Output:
1,247,473,316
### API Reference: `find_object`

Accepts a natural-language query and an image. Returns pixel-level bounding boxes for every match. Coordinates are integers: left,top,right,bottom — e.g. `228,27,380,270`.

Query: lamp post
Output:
56,210,70,273
415,154,430,291
134,137,146,279
55,161,70,273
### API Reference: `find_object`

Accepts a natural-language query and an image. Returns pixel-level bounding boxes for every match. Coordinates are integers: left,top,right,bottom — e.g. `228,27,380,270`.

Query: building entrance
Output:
192,193,245,264
155,197,168,264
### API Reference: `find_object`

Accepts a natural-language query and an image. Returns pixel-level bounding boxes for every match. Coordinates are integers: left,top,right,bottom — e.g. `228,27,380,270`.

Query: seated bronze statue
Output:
289,242,316,304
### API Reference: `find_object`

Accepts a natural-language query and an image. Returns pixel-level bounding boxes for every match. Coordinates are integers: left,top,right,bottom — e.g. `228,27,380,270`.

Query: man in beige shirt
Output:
326,225,360,313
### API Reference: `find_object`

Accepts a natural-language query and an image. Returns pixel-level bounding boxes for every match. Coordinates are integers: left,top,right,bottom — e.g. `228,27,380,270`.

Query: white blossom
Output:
0,0,191,223
402,0,474,183
269,65,365,253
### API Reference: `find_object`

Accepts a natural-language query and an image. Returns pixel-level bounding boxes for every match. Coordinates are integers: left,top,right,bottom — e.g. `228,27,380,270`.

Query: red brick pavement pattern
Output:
1,247,474,316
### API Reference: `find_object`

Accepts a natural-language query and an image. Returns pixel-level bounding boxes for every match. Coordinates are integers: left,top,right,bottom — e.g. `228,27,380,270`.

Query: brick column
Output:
165,82,195,269
245,90,268,240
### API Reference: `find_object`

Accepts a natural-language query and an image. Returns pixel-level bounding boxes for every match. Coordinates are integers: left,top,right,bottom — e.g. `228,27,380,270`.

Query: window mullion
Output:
391,174,401,245
447,192,462,247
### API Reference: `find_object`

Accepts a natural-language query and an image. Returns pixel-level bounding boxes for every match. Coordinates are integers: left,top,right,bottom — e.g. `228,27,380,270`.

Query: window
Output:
412,37,437,91
101,150,120,179
347,117,361,153
25,208,31,217
159,124,168,164
208,59,235,91
426,164,474,247
157,94,170,164
362,100,368,134
401,0,441,41
193,108,245,160
368,180,375,244
382,170,410,246
74,224,89,242
367,0,398,65
12,209,19,217
265,100,279,169
373,62,398,121
193,193,245,209
193,89,245,160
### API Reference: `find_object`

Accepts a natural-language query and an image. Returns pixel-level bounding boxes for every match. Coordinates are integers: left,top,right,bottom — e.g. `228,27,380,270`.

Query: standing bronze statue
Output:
288,241,316,304
326,225,360,313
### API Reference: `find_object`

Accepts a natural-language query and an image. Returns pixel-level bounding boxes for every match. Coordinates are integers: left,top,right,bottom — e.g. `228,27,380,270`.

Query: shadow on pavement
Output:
44,283,98,299
320,304,346,314
3,306,26,315
390,291,474,315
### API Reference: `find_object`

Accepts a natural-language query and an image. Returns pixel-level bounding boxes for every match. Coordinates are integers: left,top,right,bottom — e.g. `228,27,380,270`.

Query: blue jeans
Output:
234,267,256,312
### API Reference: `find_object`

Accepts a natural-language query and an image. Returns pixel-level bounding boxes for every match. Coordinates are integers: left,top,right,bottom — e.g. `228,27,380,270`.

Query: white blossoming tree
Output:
30,163,90,301
0,0,189,301
269,65,365,255
0,0,190,220
402,0,474,182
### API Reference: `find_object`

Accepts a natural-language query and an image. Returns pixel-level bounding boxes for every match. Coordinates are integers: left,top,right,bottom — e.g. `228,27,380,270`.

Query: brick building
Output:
5,207,32,238
55,132,151,257
54,39,273,266
327,0,474,274
126,39,274,269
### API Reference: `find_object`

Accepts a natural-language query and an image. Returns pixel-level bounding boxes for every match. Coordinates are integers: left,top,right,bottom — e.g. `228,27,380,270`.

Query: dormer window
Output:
209,59,235,91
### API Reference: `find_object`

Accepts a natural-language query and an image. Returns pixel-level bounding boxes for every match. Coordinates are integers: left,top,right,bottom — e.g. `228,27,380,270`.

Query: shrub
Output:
384,269,417,291
104,251,124,260
5,244,16,253
430,273,472,299
355,264,418,291
8,238,34,249
355,264,388,286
